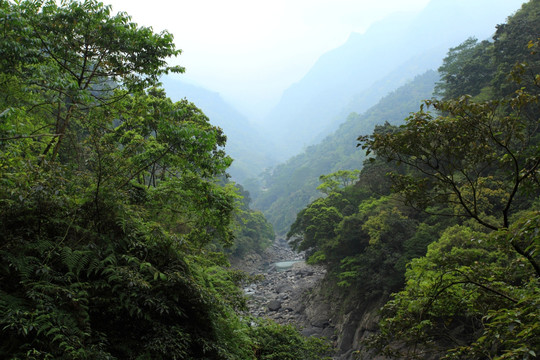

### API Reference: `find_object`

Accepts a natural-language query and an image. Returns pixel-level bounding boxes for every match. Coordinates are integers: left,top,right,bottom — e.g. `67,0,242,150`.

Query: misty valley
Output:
0,0,539,359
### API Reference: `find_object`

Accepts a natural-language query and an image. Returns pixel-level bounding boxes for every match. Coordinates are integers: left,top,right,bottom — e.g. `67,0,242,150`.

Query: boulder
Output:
275,284,293,294
311,318,330,328
268,300,282,311
301,327,320,337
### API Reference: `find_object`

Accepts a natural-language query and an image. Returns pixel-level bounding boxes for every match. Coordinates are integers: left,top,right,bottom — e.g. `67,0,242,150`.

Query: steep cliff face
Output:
299,279,389,360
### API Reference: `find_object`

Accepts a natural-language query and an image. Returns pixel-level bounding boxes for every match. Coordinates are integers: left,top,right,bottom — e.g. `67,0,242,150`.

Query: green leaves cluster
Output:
360,90,539,233
370,216,539,359
435,0,540,101
287,169,434,298
250,320,332,360
229,184,274,257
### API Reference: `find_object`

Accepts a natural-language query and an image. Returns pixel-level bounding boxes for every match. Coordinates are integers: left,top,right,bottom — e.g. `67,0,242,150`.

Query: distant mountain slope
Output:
161,77,277,182
248,70,439,235
315,50,445,143
262,0,525,161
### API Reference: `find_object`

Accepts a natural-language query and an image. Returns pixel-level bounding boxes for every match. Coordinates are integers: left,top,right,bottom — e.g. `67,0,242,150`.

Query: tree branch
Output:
0,133,61,141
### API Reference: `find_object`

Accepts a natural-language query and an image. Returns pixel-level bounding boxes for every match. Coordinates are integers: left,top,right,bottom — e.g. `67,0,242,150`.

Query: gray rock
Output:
312,318,329,328
268,300,282,311
301,327,320,337
276,284,293,294
321,326,335,338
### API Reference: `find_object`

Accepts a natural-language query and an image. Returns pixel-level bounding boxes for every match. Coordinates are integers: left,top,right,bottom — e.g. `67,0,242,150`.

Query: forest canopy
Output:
0,1,328,359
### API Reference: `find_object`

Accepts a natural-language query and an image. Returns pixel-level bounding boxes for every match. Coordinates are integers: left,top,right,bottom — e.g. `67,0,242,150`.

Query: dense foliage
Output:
359,80,540,357
228,184,274,257
365,63,538,360
289,1,540,358
287,152,449,300
0,1,327,359
250,320,332,360
364,2,540,357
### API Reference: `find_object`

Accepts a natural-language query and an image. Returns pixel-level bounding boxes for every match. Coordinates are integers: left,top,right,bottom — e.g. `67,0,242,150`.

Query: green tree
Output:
317,169,361,195
228,184,274,257
251,320,332,360
1,0,183,165
434,37,495,100
359,86,540,275
0,1,289,359
288,181,425,298
288,197,344,255
359,7,540,354
369,215,539,359
492,0,540,97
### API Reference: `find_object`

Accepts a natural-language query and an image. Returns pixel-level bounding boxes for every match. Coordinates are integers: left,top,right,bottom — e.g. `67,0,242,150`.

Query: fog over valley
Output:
151,0,526,180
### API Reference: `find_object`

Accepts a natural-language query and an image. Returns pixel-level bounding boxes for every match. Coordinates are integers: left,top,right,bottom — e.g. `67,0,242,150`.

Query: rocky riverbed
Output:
231,240,390,359
231,240,339,343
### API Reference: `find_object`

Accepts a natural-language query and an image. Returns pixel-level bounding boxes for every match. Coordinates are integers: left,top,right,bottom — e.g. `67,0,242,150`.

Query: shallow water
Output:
274,260,303,271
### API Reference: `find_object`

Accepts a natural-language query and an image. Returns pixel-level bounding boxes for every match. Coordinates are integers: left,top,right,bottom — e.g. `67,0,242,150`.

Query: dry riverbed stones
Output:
238,242,336,341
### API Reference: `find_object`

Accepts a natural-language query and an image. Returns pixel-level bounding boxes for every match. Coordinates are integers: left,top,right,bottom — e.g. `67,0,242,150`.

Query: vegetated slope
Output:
287,1,540,358
262,0,525,161
313,51,445,145
162,76,278,182
248,70,438,235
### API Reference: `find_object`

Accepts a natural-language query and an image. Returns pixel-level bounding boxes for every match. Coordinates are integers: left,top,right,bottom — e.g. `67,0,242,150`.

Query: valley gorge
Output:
233,240,389,360
1,0,538,359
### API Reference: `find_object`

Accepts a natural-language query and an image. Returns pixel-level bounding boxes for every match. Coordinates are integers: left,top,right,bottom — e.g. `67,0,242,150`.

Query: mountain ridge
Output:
261,0,526,161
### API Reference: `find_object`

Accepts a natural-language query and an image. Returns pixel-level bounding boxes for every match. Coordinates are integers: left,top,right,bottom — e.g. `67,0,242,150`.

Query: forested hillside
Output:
0,1,328,358
249,70,438,235
289,1,540,358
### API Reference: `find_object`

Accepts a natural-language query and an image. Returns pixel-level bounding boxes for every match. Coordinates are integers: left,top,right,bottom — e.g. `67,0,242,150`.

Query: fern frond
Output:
60,246,96,277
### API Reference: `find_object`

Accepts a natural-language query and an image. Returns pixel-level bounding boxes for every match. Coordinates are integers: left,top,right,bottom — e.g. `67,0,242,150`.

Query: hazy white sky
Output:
104,0,431,118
